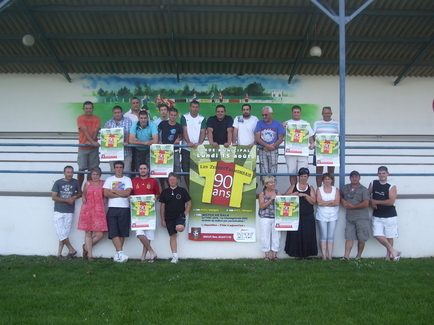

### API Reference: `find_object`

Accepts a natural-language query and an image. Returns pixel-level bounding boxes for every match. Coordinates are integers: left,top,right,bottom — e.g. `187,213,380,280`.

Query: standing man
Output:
210,92,215,106
132,162,160,263
181,100,207,187
124,97,141,123
104,105,133,172
207,105,233,148
77,101,101,189
244,93,249,103
369,166,401,261
158,107,183,187
51,166,82,259
153,104,169,129
103,161,133,262
313,106,340,187
159,172,191,264
129,111,159,170
232,103,259,147
340,171,370,260
254,106,285,180
283,105,315,186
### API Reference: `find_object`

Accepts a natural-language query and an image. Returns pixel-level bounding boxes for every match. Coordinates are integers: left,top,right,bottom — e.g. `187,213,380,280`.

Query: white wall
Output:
0,196,429,259
1,73,433,258
1,74,433,134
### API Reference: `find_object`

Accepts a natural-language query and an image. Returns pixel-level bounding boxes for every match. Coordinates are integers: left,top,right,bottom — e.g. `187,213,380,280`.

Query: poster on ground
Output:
188,145,257,242
99,128,124,161
150,144,174,178
315,134,340,166
274,196,300,231
130,195,157,230
285,123,310,156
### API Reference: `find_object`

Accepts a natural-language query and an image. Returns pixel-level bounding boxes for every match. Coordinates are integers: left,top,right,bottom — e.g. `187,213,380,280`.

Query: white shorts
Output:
372,216,398,238
285,155,308,174
53,212,73,241
136,229,155,241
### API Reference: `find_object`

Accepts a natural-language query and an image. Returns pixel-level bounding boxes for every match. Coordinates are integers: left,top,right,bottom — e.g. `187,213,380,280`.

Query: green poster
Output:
188,145,257,242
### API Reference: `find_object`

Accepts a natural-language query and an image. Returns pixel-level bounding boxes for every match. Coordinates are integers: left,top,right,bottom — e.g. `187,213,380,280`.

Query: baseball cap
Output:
349,170,360,176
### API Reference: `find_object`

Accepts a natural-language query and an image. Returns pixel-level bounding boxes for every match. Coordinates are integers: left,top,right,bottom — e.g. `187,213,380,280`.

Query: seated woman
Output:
316,173,340,260
284,167,317,259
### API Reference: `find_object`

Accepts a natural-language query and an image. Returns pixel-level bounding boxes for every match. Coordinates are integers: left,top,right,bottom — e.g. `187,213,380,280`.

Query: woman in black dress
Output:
284,167,318,259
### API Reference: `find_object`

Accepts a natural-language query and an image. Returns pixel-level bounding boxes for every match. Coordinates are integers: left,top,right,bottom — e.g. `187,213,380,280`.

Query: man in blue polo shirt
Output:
129,110,158,170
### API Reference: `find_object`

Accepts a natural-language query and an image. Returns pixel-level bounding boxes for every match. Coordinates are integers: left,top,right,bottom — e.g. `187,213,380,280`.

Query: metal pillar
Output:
310,0,374,188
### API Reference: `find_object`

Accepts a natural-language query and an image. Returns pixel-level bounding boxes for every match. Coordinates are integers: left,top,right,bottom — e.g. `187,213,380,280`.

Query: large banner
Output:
188,145,257,242
130,195,157,230
99,128,124,161
149,144,174,178
315,134,340,166
274,196,300,231
284,123,310,156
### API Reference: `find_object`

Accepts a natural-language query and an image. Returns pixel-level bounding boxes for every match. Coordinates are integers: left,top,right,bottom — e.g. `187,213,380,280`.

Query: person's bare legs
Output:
112,236,124,252
78,169,86,190
85,231,104,259
138,235,157,260
375,236,399,260
170,234,178,253
356,241,365,258
320,241,327,260
343,240,353,259
327,242,334,260
290,175,297,187
57,241,65,257
184,175,190,189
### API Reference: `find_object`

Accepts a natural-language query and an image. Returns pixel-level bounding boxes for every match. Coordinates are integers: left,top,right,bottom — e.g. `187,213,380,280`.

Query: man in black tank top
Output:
368,166,401,261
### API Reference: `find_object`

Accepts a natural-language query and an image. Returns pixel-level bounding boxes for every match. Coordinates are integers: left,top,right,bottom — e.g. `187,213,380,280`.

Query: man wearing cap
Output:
340,171,370,260
368,166,401,261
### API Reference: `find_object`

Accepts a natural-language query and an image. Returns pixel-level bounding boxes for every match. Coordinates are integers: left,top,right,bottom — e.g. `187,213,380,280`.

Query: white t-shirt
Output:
284,119,314,136
103,175,132,208
316,186,339,222
181,113,206,151
313,119,339,135
232,115,259,145
123,109,138,123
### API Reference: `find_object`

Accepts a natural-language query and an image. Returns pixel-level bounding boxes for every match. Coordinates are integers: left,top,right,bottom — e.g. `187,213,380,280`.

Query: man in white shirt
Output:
232,104,259,147
283,105,314,186
103,161,133,262
313,106,339,186
180,100,207,187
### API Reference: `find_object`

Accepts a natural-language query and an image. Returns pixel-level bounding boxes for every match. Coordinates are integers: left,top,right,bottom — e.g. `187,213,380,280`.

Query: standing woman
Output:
78,167,107,261
284,167,317,259
316,173,340,260
258,176,282,261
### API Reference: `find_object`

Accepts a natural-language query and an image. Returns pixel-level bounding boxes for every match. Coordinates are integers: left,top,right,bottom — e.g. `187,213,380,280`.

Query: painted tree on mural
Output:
245,82,266,96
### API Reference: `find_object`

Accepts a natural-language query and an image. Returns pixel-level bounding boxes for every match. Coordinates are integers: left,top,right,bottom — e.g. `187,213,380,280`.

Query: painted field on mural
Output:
1,255,433,325
68,100,319,128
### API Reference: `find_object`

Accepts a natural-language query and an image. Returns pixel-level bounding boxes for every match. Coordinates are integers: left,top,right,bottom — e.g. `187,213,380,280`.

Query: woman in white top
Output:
316,173,340,260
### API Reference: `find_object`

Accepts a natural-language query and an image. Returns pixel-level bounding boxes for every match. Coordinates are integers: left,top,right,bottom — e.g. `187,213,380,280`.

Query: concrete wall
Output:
0,196,430,259
1,73,433,259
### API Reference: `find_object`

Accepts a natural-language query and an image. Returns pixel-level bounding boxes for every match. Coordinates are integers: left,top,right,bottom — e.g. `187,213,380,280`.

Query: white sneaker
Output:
170,257,178,264
118,252,129,263
113,252,121,263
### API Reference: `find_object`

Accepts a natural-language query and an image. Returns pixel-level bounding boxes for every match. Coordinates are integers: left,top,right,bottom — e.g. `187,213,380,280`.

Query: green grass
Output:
1,256,433,325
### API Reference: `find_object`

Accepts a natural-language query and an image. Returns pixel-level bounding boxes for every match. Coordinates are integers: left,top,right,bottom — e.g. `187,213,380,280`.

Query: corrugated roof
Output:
0,0,433,83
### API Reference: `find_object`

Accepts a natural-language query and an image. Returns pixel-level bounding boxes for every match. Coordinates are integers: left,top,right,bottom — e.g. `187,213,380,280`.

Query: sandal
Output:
82,244,88,258
273,257,279,261
340,257,349,261
264,257,270,261
148,256,158,263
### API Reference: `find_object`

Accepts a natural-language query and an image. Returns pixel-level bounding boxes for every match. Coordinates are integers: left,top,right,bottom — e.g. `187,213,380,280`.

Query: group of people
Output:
52,98,400,262
258,166,401,262
52,164,190,263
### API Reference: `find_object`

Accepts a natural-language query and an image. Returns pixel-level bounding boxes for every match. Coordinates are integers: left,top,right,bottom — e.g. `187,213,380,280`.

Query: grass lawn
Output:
1,255,433,325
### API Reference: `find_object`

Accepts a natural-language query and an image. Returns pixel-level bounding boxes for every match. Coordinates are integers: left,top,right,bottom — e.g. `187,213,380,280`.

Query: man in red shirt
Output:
77,101,101,189
132,162,161,262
